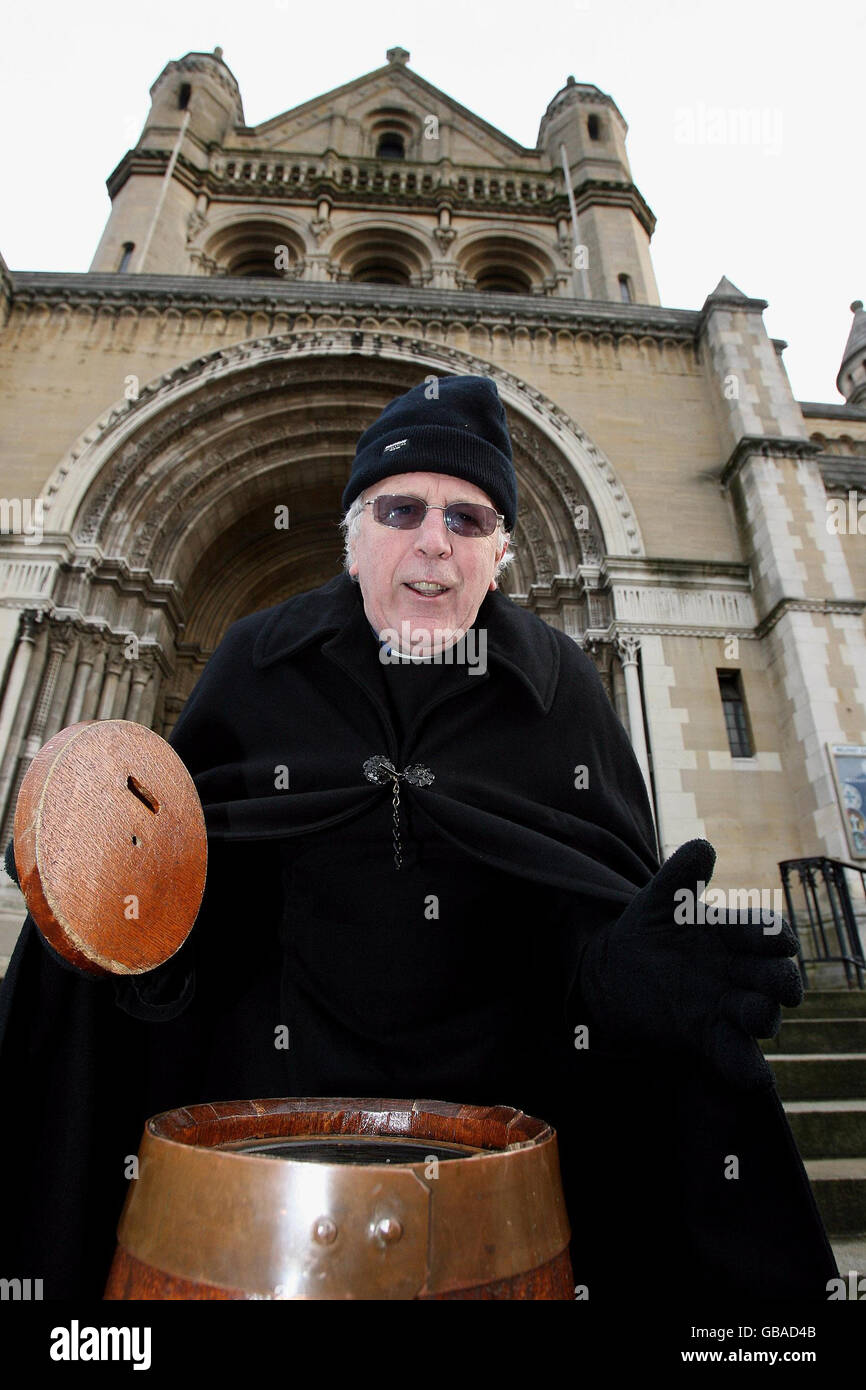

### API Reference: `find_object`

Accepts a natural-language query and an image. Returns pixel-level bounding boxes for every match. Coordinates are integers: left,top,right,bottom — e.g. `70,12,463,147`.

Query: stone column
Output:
0,611,39,783
614,632,654,808
0,622,71,849
124,653,155,724
134,654,162,731
64,634,99,725
46,631,80,741
0,611,40,838
97,646,126,720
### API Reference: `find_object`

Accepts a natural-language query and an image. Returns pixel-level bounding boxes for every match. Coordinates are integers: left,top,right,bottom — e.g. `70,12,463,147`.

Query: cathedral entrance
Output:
0,333,645,847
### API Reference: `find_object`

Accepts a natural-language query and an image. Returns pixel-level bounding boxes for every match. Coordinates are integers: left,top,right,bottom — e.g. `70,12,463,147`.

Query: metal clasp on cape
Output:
362,755,435,871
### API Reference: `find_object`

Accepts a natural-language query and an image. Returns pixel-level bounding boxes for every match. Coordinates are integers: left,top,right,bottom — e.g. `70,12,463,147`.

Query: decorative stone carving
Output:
614,632,641,666
309,217,332,245
12,274,700,347
432,226,456,255
186,211,208,245
515,513,555,585
581,636,615,703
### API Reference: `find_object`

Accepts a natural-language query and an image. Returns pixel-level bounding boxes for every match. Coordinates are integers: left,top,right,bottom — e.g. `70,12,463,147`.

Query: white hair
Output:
339,490,515,579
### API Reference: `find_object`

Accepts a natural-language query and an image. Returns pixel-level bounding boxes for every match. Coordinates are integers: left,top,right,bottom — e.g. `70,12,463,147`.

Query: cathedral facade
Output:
1,45,864,962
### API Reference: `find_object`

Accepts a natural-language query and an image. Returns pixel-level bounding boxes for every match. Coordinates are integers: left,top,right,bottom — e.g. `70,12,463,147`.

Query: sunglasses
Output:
364,494,504,539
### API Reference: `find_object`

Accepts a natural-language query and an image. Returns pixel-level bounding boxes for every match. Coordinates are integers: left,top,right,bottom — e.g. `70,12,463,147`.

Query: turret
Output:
141,47,243,156
538,76,659,305
89,48,243,275
836,301,866,406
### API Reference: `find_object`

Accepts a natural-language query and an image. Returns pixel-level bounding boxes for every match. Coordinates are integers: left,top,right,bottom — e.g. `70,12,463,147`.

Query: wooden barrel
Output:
105,1098,573,1300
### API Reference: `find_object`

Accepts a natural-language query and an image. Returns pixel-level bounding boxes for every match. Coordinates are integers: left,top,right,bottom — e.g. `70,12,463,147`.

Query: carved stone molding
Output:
720,434,822,489
9,271,701,345
754,595,866,640
818,455,866,492
38,331,645,572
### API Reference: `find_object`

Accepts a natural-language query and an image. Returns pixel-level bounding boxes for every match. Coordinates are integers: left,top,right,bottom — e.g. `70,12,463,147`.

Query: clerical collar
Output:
369,620,433,662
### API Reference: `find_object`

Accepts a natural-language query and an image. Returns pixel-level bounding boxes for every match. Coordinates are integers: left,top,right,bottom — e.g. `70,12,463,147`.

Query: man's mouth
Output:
404,581,451,597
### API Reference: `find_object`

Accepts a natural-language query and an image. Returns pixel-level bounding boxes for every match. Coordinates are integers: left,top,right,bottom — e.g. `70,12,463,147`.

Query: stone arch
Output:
18,332,645,738
195,211,308,278
454,227,560,293
43,329,644,556
328,217,434,286
362,105,422,159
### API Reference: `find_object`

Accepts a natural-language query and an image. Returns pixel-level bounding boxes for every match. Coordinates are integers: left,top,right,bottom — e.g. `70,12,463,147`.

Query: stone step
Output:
769,1053,866,1100
784,989,866,1019
829,1234,866,1284
784,1100,866,1158
762,1019,866,1053
804,1159,866,1235
798,961,866,991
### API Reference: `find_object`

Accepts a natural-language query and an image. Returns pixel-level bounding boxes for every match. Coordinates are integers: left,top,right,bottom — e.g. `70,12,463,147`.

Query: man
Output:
0,375,837,1300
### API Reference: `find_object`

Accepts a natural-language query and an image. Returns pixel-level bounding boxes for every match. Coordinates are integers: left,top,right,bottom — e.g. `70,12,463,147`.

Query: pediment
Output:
231,60,535,166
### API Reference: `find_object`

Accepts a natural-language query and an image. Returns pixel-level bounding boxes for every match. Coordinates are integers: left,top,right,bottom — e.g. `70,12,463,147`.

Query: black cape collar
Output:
252,571,559,715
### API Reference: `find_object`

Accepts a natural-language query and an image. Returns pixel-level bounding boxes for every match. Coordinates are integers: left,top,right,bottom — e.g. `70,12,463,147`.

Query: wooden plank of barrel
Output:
104,1098,574,1300
13,719,207,976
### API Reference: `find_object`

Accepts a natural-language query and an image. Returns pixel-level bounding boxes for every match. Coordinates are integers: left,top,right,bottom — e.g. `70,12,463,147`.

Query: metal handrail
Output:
779,856,866,989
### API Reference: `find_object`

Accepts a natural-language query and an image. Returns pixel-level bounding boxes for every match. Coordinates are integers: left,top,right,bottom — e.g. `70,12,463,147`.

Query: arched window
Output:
618,273,633,303
118,242,135,273
376,132,404,160
587,113,601,141
233,259,283,278
178,83,191,111
352,260,411,286
476,268,532,294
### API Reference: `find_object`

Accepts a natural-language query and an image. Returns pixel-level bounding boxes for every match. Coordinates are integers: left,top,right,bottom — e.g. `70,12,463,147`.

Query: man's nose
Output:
414,506,452,555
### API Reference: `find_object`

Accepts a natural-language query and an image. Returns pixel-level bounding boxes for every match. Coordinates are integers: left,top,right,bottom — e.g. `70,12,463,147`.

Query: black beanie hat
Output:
341,374,518,531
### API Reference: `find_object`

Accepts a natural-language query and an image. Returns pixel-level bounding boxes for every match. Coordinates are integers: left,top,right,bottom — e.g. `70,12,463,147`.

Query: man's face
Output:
348,471,508,655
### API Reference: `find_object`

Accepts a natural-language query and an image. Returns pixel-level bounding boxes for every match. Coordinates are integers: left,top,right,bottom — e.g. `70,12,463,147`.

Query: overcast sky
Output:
1,0,860,403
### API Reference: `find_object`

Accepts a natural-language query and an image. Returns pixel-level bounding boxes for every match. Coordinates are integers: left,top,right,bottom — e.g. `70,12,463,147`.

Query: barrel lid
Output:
14,719,207,976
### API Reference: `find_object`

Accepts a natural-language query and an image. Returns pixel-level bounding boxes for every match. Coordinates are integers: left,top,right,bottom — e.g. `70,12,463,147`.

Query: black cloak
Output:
0,571,838,1300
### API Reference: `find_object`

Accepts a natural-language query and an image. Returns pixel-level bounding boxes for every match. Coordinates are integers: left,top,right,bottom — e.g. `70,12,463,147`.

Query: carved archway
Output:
0,333,646,838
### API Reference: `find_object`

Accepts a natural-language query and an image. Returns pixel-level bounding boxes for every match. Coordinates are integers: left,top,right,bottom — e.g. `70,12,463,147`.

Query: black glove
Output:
578,838,803,1091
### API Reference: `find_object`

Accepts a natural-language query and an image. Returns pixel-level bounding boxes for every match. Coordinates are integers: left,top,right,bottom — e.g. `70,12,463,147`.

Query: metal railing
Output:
779,857,866,989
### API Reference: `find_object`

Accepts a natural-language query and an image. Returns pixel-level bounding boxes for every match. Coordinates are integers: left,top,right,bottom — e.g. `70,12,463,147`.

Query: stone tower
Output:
837,300,866,407
88,46,659,300
536,75,659,304
90,48,244,275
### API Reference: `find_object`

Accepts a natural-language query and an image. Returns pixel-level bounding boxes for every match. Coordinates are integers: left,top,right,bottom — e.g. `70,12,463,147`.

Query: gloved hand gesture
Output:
578,839,803,1091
